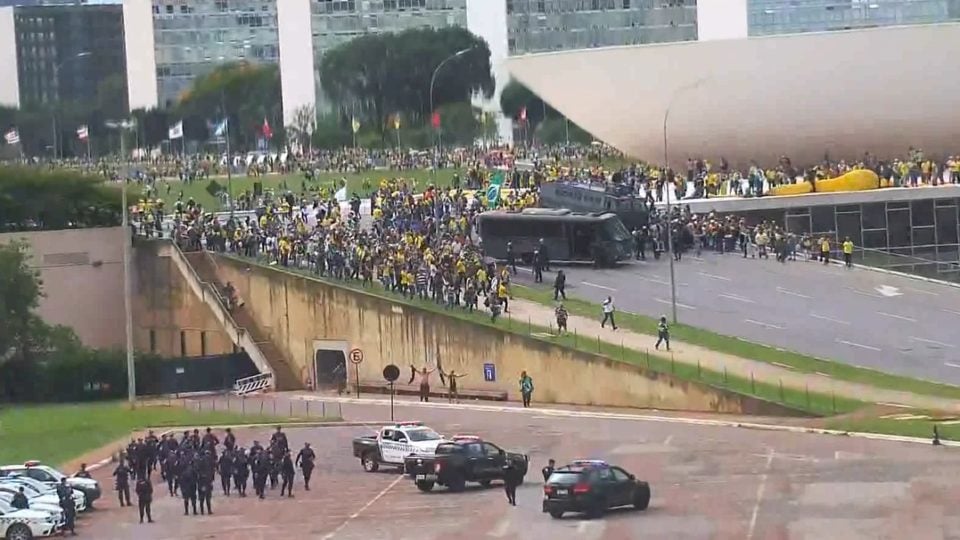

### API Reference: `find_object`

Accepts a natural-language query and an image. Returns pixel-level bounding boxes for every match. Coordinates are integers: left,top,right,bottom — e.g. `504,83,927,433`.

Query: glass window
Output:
936,206,958,244
811,206,835,234
482,443,501,455
611,467,630,481
862,203,886,229
887,209,911,247
911,199,934,227
836,212,862,246
912,226,936,247
785,214,811,235
863,229,887,249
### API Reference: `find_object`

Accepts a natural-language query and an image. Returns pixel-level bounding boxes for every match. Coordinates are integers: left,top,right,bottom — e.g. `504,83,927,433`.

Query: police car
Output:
0,491,63,529
0,462,100,508
0,499,58,540
0,478,84,514
351,422,446,472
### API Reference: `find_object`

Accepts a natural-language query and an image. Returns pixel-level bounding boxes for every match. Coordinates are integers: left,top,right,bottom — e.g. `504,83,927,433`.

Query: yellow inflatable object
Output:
768,169,882,197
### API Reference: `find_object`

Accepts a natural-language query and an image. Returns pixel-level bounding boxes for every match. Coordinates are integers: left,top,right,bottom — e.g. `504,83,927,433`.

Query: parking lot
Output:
76,398,960,539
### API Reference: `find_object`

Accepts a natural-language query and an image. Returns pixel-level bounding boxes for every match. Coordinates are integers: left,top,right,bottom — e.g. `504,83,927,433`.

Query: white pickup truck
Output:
351,422,446,473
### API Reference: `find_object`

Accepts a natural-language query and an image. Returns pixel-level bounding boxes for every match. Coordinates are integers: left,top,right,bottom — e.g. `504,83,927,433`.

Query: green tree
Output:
536,117,594,145
437,102,481,147
175,62,282,150
0,166,124,231
320,27,493,136
499,79,555,126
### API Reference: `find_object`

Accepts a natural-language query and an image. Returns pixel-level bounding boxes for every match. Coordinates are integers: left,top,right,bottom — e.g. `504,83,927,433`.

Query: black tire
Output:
361,452,379,473
586,497,607,519
5,523,33,540
416,480,435,492
447,473,466,492
633,482,651,510
549,509,564,519
479,479,492,488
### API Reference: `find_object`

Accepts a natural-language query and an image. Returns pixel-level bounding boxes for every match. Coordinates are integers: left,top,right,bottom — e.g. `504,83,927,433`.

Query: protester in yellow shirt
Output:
842,237,854,269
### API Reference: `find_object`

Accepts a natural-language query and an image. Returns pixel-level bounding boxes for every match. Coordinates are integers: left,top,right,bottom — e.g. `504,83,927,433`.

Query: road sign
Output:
383,364,400,382
483,363,496,382
349,348,364,365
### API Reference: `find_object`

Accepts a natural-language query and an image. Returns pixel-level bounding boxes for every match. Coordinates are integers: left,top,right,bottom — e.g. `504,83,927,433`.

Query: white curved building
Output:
506,21,960,169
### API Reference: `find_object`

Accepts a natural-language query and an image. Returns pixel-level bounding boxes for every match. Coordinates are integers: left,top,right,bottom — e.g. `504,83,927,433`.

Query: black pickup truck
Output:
403,436,528,492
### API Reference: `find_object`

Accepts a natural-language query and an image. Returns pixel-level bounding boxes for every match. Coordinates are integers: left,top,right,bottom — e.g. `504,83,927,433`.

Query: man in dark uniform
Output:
553,270,566,300
57,480,76,535
233,448,249,497
279,451,295,498
252,452,269,500
223,428,236,452
295,442,316,491
532,249,544,283
268,443,283,490
135,475,154,524
162,450,179,497
202,427,219,454
541,458,556,482
125,439,139,474
270,426,289,453
502,462,521,506
250,440,264,457
145,430,160,474
73,463,91,479
197,468,213,515
178,461,198,516
538,238,550,271
218,450,234,496
113,461,133,507
505,242,517,275
10,487,29,509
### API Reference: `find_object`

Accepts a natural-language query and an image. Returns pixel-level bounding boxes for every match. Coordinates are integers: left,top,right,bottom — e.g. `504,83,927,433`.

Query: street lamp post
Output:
662,77,709,324
428,46,475,154
50,51,91,160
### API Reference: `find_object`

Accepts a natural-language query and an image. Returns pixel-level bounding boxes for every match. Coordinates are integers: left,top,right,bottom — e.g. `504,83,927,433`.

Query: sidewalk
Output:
506,297,960,412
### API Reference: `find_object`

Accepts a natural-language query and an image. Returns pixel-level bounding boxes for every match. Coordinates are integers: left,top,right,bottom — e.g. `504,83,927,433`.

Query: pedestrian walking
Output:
601,296,618,330
179,464,198,515
819,236,831,264
218,450,233,496
842,236,854,268
233,448,249,497
502,462,522,506
655,316,670,351
533,250,544,283
295,443,316,491
506,242,517,274
280,451,295,497
58,482,76,535
519,371,534,408
135,476,154,524
555,303,568,334
541,458,556,482
553,270,566,300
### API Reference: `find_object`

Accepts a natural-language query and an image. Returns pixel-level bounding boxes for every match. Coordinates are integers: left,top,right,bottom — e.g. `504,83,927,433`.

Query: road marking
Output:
877,402,915,409
910,336,955,348
776,287,811,299
850,288,883,298
945,363,960,369
906,287,938,296
809,313,851,325
654,298,696,310
878,311,916,322
771,362,795,370
322,474,404,539
744,319,784,330
698,271,731,281
835,339,882,352
875,285,903,297
638,275,670,285
942,308,960,317
747,449,775,540
581,281,616,292
719,293,755,304
664,435,674,446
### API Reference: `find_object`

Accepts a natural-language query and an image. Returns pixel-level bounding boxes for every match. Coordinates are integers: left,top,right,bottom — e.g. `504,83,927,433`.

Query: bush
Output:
0,166,126,231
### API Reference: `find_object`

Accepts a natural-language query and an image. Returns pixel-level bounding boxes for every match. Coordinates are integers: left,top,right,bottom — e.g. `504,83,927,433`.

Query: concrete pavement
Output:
512,251,960,385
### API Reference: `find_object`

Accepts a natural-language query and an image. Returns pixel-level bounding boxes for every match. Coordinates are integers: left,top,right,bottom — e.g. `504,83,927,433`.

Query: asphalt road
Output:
513,251,960,385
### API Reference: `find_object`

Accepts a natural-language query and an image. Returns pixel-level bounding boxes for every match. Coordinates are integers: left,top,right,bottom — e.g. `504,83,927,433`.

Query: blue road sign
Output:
483,363,496,382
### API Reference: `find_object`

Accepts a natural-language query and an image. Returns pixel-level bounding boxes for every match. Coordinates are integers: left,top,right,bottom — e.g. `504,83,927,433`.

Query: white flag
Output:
3,129,19,145
168,120,183,140
77,125,89,141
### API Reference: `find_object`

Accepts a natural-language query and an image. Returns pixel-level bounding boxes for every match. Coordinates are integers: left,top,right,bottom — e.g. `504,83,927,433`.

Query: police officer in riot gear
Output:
279,451,296,497
113,461,133,507
295,442,316,491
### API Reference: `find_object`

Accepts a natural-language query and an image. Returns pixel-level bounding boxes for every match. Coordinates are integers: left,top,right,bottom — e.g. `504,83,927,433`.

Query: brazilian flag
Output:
486,171,505,207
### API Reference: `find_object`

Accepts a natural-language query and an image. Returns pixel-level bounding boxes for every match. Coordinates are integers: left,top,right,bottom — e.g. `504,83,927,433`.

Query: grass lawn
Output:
824,413,960,441
153,168,465,211
232,255,864,418
514,284,960,402
0,402,292,467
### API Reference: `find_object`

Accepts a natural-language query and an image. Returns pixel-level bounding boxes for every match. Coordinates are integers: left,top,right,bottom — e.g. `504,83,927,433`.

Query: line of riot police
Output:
113,426,316,524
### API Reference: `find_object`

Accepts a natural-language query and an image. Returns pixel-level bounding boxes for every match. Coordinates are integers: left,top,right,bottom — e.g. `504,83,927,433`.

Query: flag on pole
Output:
431,111,441,129
261,117,273,139
487,171,505,207
519,106,527,123
77,125,89,141
4,129,20,145
168,120,183,140
351,117,361,134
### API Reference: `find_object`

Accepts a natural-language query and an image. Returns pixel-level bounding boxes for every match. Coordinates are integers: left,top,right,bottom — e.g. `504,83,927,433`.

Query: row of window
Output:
507,0,693,14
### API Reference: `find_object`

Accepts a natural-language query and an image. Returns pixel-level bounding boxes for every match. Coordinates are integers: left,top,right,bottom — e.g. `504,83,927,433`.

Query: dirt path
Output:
507,298,960,411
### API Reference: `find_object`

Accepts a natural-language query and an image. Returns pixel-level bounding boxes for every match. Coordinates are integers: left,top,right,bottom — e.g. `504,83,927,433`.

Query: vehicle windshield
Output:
602,218,632,242
38,467,63,480
547,471,584,486
406,428,442,442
